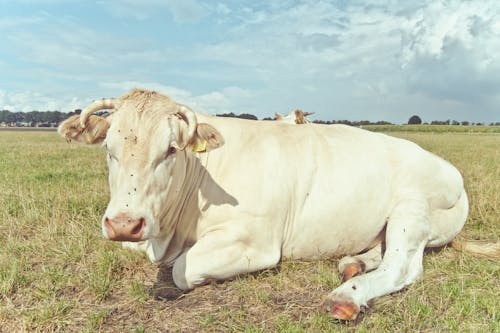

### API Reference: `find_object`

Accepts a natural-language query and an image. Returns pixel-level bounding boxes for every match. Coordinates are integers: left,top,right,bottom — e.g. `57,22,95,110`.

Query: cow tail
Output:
451,240,500,260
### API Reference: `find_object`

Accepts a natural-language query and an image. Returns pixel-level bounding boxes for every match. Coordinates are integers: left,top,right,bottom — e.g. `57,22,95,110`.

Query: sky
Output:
0,0,499,124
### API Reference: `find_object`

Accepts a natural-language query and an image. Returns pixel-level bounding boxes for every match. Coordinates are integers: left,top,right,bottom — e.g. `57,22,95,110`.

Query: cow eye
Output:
166,146,177,157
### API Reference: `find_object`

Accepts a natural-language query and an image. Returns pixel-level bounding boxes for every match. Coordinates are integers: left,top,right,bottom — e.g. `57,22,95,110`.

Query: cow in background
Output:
275,109,314,124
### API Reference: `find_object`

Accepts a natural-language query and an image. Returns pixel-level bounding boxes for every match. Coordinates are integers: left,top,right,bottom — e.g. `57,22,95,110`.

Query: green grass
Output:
0,130,498,332
363,124,500,133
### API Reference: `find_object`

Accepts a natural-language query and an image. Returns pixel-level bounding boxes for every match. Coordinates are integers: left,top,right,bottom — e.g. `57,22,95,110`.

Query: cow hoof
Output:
321,297,360,321
342,262,363,281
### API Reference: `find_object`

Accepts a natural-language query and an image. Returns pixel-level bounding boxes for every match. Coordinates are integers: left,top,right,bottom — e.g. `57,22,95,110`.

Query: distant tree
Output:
216,112,258,120
451,120,459,125
408,115,422,125
5,112,18,123
461,121,469,126
216,112,237,118
238,113,258,120
0,110,9,122
262,117,274,121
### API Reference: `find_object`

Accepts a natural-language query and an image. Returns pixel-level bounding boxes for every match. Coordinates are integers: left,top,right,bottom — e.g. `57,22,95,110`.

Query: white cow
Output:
275,109,314,124
58,89,495,321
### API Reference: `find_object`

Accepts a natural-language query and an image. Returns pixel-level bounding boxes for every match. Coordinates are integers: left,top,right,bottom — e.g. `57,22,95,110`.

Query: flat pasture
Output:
0,129,498,332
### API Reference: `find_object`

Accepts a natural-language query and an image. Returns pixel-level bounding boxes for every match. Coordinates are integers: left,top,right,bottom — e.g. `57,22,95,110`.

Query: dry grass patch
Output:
0,130,498,332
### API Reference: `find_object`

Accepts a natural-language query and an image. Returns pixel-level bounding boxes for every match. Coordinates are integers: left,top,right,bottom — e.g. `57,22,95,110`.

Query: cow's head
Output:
275,109,314,124
58,89,224,244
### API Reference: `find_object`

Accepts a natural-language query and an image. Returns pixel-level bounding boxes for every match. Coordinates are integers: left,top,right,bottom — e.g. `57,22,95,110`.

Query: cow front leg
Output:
323,196,431,320
172,230,281,290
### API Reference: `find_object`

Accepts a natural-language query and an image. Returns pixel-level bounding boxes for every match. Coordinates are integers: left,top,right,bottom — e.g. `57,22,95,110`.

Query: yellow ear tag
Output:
295,115,304,124
192,138,207,152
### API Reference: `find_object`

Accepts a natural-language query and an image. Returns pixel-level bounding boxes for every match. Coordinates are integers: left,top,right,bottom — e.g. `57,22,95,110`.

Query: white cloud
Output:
99,81,193,101
98,81,252,115
400,1,498,66
167,0,208,23
0,15,45,29
95,0,166,20
398,0,500,104
179,0,499,121
0,0,498,123
215,3,231,16
0,89,86,112
96,0,208,22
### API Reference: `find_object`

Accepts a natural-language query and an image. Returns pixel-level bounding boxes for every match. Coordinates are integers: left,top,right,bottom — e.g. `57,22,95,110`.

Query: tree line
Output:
221,112,499,126
0,109,82,126
407,115,499,126
0,110,498,127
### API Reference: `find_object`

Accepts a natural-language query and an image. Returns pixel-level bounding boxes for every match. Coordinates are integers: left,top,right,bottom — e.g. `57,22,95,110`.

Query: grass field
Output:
363,124,500,133
0,129,498,332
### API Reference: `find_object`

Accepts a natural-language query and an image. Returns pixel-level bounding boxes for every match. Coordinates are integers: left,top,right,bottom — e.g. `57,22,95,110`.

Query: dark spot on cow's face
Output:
352,285,357,290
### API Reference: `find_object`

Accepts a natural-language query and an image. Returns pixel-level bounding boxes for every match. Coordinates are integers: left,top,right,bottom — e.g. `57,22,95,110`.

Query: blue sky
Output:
0,0,499,123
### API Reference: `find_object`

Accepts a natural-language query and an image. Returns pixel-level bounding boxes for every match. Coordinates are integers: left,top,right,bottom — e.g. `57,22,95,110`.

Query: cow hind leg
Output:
427,188,468,248
338,242,383,281
322,194,431,320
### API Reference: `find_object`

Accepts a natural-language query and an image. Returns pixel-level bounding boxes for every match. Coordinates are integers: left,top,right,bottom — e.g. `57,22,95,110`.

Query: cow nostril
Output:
131,218,145,235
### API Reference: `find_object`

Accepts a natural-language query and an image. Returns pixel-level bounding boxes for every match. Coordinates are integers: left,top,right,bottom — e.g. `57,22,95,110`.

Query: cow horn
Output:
79,98,117,128
304,112,315,116
176,105,198,148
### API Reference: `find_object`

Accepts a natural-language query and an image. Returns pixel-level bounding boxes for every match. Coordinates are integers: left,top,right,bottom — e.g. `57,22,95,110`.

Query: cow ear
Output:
294,109,305,124
58,114,110,144
190,123,224,153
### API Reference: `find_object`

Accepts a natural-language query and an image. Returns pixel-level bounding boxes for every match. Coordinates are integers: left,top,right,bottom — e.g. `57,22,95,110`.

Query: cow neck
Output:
154,151,207,264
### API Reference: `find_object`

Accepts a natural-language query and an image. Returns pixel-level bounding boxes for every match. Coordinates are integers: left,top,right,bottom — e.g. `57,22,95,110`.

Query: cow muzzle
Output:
104,214,146,242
